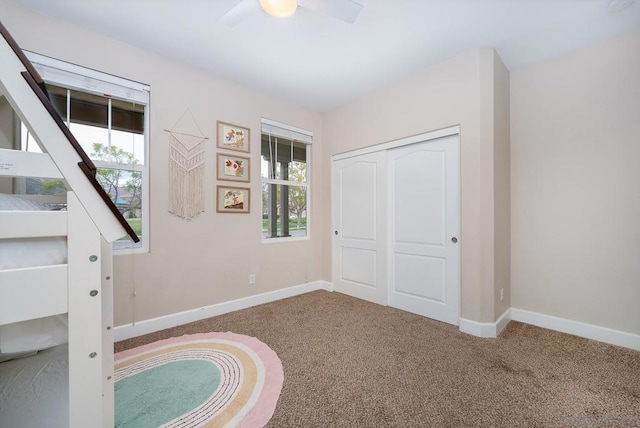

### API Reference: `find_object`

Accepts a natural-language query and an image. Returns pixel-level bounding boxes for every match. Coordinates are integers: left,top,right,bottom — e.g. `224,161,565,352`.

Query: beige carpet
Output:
116,291,640,427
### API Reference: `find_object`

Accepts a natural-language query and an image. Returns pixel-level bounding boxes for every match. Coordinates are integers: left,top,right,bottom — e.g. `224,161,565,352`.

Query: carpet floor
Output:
115,291,640,427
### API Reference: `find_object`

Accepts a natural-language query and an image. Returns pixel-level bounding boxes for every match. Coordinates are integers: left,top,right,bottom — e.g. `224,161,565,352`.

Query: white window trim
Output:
261,117,313,144
25,51,150,253
261,119,312,243
25,51,149,103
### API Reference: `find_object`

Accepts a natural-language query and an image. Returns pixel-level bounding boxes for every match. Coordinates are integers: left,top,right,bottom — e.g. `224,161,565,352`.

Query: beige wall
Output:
492,51,511,319
323,49,507,323
476,48,511,322
511,29,640,334
1,1,326,326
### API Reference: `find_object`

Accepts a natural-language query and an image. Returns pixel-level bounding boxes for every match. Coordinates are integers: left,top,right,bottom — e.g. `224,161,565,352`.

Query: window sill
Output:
261,235,310,244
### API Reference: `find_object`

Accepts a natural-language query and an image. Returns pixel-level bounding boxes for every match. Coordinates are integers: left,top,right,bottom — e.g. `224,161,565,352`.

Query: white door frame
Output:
331,126,460,162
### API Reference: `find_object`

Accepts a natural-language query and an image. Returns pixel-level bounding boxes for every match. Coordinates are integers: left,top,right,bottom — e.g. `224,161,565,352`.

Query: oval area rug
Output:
114,332,284,428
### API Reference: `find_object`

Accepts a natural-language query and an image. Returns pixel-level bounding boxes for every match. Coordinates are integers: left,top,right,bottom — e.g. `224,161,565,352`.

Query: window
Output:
261,119,312,240
25,52,150,252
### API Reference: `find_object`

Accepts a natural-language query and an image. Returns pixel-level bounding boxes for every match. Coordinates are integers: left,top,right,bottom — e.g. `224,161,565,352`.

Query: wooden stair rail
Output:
0,20,139,243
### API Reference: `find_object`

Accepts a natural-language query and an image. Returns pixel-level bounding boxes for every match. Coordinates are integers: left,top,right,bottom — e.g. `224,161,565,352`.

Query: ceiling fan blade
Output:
298,0,363,24
218,0,260,27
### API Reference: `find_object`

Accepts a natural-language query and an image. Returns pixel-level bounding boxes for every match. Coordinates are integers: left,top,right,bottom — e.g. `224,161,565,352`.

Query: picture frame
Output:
216,185,250,213
217,120,250,153
216,153,250,183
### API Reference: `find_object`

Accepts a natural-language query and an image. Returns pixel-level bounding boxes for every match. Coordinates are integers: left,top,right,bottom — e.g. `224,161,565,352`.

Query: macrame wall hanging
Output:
165,109,208,220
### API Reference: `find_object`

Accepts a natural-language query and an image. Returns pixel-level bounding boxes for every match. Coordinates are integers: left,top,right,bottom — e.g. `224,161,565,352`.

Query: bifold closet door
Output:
332,151,388,305
387,135,460,325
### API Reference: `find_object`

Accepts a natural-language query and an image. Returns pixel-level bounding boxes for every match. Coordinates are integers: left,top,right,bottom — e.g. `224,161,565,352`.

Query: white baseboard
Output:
495,308,511,336
460,308,640,351
114,280,332,341
115,283,640,352
459,308,511,338
510,308,640,352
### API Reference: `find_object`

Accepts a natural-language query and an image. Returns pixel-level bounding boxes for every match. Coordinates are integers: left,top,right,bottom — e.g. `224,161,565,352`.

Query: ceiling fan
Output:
219,0,364,27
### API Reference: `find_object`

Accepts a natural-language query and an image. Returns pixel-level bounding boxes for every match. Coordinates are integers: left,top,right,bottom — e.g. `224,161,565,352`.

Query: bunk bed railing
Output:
0,263,68,325
0,204,68,326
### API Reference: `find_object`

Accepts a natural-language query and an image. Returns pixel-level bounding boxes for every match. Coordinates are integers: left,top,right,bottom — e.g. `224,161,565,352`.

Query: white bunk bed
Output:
0,21,137,427
0,192,113,427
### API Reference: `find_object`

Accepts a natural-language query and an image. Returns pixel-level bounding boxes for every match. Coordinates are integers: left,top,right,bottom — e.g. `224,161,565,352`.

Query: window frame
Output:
261,119,312,243
25,51,150,253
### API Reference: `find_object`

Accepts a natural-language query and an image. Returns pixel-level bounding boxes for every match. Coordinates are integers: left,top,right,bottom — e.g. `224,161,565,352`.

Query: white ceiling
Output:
9,0,640,112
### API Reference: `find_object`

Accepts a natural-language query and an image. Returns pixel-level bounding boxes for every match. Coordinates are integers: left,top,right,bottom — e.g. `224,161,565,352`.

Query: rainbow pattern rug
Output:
114,332,284,427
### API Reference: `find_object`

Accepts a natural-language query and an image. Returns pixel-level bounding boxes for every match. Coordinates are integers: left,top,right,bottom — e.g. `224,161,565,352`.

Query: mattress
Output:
0,344,68,428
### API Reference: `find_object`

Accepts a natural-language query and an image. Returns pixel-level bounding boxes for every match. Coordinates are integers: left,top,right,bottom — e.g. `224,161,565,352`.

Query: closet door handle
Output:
451,237,458,243
335,230,339,235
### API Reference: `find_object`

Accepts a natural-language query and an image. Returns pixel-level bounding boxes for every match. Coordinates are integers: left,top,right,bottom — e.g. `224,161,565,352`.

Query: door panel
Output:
393,253,446,302
341,247,376,287
333,152,387,305
394,150,446,246
388,135,460,325
341,162,377,241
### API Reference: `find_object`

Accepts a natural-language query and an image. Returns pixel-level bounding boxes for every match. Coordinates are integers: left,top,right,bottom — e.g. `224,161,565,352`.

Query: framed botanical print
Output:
216,185,250,213
216,153,250,183
217,121,250,153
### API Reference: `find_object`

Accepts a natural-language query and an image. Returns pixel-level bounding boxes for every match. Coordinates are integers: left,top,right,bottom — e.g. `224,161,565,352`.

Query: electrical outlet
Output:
500,288,504,302
249,274,256,285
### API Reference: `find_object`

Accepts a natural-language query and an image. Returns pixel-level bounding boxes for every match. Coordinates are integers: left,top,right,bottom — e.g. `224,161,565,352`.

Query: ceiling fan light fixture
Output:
259,0,298,17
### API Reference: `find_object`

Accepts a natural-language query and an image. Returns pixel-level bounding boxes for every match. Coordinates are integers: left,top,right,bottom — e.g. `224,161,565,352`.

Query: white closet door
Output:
388,135,460,325
332,152,388,305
